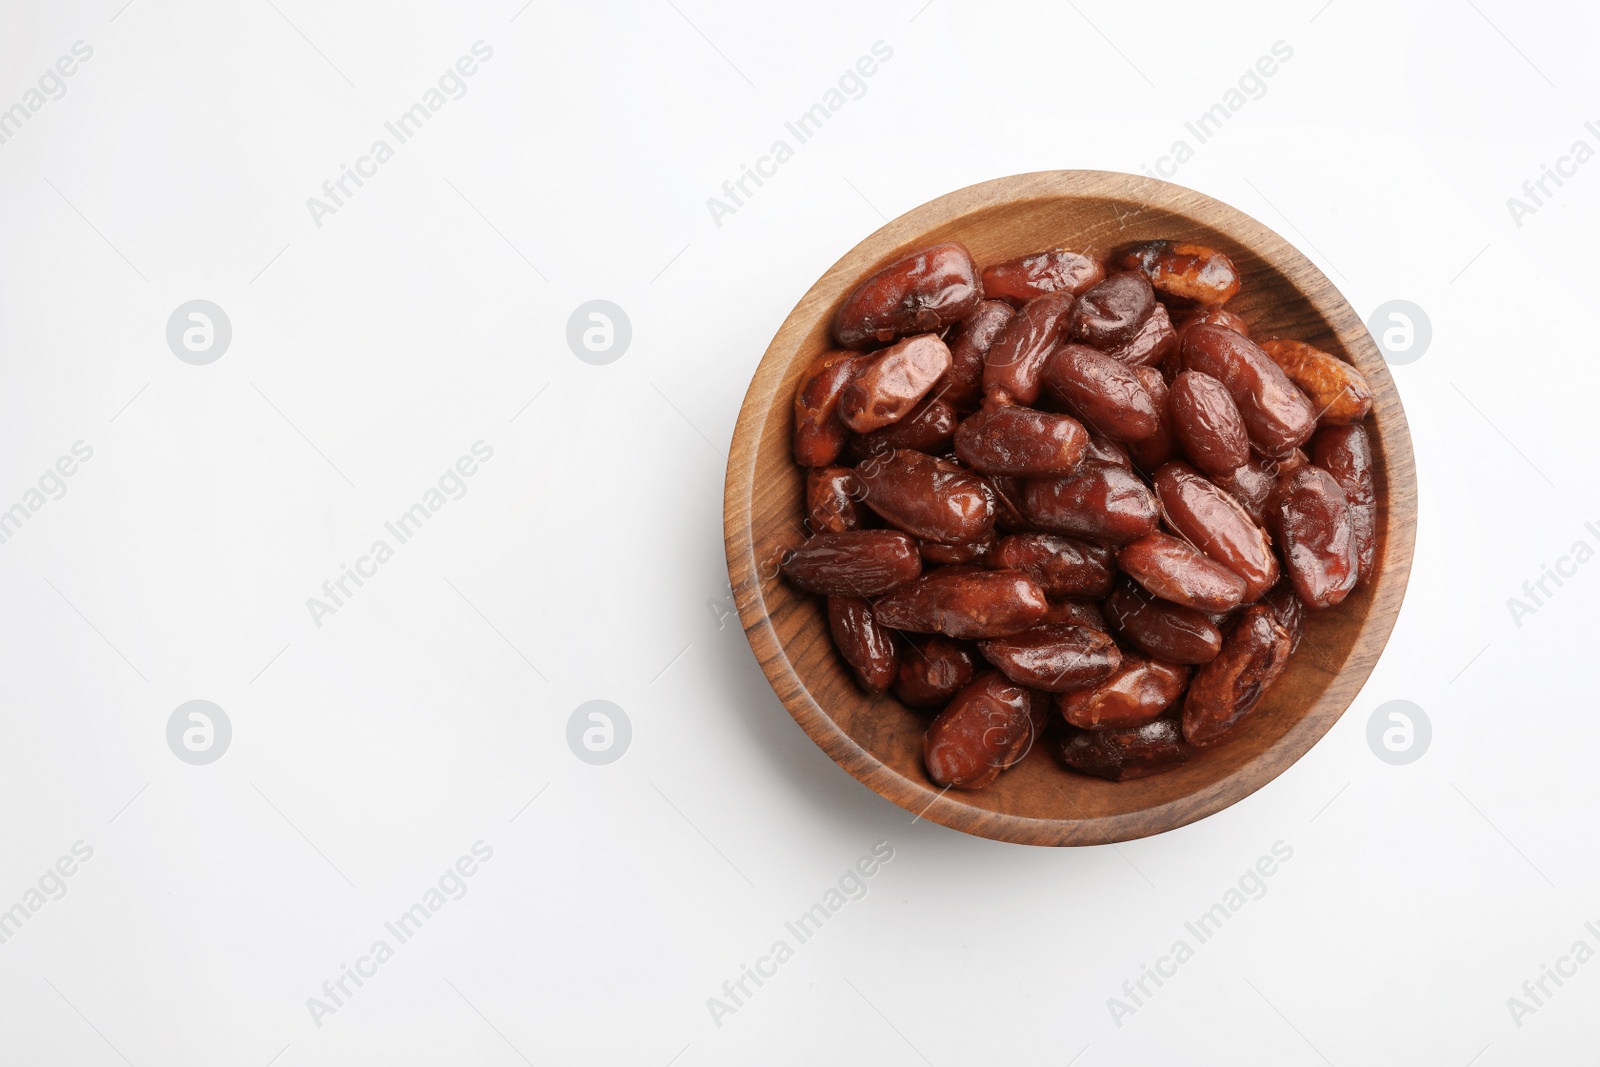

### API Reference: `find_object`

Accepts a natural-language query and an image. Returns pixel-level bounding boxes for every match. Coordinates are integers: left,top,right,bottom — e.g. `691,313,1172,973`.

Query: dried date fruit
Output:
1181,604,1293,746
982,292,1076,406
1125,366,1176,471
978,623,1121,692
793,350,866,467
1083,432,1131,468
1116,531,1248,613
781,530,922,597
1257,339,1373,426
941,300,1013,410
921,534,996,566
1056,717,1195,780
1043,598,1107,631
1182,325,1317,455
1276,466,1359,609
1041,342,1160,441
1023,464,1159,544
1311,423,1376,583
1169,370,1249,475
1112,240,1241,307
1058,655,1189,730
1154,462,1279,602
854,450,995,545
982,473,1030,532
1066,271,1156,350
851,396,959,457
1260,580,1306,655
1174,306,1250,342
954,400,1088,477
833,242,982,349
828,596,898,692
924,673,1045,789
873,568,1049,639
991,532,1115,598
1104,303,1178,367
981,249,1105,304
894,636,982,708
1106,583,1223,664
807,467,863,535
838,334,953,433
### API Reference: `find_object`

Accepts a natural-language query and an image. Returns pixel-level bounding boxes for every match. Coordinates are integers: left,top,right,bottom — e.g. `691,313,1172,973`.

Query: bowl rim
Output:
722,169,1417,846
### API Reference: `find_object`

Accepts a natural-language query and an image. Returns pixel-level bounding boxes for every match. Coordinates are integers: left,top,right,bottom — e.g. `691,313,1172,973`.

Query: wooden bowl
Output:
722,171,1416,846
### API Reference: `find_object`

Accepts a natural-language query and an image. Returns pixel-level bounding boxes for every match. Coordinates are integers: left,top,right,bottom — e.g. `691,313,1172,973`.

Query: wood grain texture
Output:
723,171,1417,846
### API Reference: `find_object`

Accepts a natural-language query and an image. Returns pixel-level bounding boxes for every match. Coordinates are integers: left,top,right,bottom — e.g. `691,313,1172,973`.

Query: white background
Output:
0,0,1595,1063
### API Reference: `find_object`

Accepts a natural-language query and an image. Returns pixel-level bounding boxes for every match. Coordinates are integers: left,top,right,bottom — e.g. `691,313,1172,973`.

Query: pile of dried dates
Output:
782,238,1375,788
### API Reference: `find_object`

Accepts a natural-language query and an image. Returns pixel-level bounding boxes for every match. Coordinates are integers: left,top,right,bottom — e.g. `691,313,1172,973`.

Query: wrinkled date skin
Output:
978,623,1121,693
1058,655,1189,729
1041,343,1160,441
1169,370,1249,475
838,334,953,433
941,300,1013,410
833,242,982,350
982,292,1077,406
1055,717,1195,780
874,568,1049,639
954,400,1088,477
1125,366,1176,471
1116,531,1249,613
1182,325,1317,455
981,249,1105,304
1182,604,1293,746
982,473,1030,532
854,450,995,545
1023,464,1160,544
1112,241,1242,308
807,466,863,535
920,534,995,566
828,596,898,692
793,350,866,467
851,396,958,457
1106,583,1223,664
1155,462,1279,602
991,532,1115,598
1257,339,1373,426
1261,580,1307,655
1066,271,1156,350
1174,306,1250,343
1312,424,1376,583
894,635,981,708
781,530,922,597
1105,303,1178,367
1213,451,1303,527
1277,466,1359,609
924,673,1046,789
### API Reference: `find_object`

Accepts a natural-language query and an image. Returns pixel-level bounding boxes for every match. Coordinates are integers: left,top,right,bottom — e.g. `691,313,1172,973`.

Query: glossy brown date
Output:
991,532,1115,598
982,292,1076,406
854,449,995,545
1106,583,1223,664
838,334,953,433
1181,603,1293,746
828,596,898,693
924,673,1045,789
941,300,1013,410
1169,370,1249,475
1055,717,1195,780
1174,306,1250,342
1043,598,1108,631
920,534,995,566
978,623,1121,692
894,635,981,708
1041,343,1160,441
1112,240,1241,307
806,466,863,535
792,350,865,467
1116,531,1249,613
1311,423,1376,583
1182,325,1317,455
1066,271,1156,350
1261,580,1306,655
873,568,1049,639
1057,654,1189,729
981,249,1105,304
1276,466,1359,609
780,530,922,597
1154,462,1279,603
1104,302,1178,367
1022,464,1160,544
851,396,958,457
1257,339,1373,426
833,242,982,350
953,400,1088,477
1124,366,1176,471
